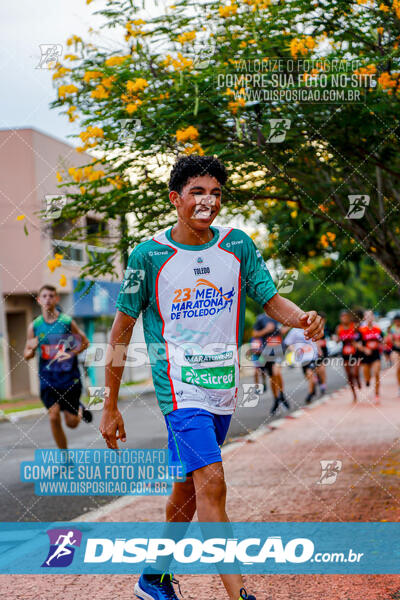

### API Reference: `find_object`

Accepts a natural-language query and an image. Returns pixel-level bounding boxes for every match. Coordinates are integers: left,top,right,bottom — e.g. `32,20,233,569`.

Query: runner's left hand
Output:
300,311,324,341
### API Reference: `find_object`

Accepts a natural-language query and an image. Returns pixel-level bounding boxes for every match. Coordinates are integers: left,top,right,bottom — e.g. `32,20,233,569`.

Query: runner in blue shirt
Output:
24,284,91,448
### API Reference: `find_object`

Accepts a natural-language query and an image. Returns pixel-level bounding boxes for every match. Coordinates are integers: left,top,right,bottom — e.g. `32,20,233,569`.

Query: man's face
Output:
340,312,350,325
169,174,221,233
37,289,58,310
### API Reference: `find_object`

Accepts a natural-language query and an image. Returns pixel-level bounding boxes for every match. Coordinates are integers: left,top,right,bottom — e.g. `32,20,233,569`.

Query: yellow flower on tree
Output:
88,169,105,182
320,231,336,248
228,97,245,114
47,254,63,272
59,275,67,287
66,35,82,46
184,143,205,155
17,214,25,221
101,76,115,89
104,55,130,67
175,126,200,143
290,36,316,58
79,126,104,151
58,84,78,99
66,106,77,122
126,102,141,114
378,72,398,93
91,84,109,99
68,167,84,182
126,78,149,93
177,31,196,44
83,70,103,83
53,66,71,80
219,3,238,18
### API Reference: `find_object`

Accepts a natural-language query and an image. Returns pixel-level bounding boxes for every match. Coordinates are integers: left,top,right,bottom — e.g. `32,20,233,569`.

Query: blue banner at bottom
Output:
0,522,399,574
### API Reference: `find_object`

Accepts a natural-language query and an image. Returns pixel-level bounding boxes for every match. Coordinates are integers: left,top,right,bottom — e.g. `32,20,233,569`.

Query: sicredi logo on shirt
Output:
182,366,235,389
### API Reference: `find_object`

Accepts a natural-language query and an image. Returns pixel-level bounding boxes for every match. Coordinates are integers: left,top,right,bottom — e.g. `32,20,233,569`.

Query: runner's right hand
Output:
99,407,126,449
26,336,39,351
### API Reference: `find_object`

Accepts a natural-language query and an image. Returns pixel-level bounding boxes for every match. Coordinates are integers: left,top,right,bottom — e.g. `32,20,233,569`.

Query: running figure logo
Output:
346,195,370,219
121,268,145,294
36,44,63,69
240,383,263,407
42,528,82,567
317,460,342,485
266,119,291,143
276,269,299,294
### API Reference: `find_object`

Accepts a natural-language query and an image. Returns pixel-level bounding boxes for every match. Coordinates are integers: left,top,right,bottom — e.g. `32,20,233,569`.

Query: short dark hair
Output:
38,284,57,295
168,155,228,194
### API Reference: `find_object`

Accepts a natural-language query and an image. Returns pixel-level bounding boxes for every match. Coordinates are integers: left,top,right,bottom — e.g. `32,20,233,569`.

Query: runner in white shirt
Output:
284,327,319,404
100,155,324,600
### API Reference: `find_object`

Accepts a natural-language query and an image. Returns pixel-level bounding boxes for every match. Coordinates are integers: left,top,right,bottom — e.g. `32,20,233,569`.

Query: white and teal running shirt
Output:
116,226,277,416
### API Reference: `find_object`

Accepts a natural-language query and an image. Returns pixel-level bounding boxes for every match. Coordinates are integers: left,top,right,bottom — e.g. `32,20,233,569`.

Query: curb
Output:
0,407,46,423
0,384,157,424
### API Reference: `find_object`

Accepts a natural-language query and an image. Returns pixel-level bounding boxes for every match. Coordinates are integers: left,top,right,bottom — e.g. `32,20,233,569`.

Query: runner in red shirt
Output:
386,314,400,396
335,310,359,403
358,310,383,404
315,312,328,396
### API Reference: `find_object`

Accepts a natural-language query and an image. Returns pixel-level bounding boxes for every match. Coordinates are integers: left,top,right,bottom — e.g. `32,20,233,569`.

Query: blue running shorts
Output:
164,407,232,476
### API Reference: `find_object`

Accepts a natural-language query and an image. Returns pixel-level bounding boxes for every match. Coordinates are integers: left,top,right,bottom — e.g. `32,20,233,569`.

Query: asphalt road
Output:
0,362,347,522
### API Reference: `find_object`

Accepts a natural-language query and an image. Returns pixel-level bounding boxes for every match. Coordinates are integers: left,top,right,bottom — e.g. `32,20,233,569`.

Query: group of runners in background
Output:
251,309,400,412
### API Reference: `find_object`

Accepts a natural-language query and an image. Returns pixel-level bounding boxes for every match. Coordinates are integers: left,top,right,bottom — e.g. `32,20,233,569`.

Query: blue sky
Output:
0,0,156,145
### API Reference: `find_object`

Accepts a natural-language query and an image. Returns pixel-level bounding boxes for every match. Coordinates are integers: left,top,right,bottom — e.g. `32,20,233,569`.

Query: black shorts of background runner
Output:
302,360,316,375
40,381,82,415
261,361,275,377
362,350,381,365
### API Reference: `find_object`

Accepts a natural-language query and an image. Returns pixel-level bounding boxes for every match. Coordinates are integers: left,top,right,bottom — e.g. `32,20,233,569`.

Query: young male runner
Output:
99,155,323,600
359,309,382,403
24,284,91,448
386,314,400,395
335,310,360,403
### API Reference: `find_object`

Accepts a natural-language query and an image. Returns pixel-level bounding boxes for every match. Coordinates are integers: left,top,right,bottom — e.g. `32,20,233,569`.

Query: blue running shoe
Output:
239,588,256,600
134,573,182,599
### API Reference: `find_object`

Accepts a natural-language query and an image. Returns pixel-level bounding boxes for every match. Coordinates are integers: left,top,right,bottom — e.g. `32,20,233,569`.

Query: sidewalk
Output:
0,380,155,422
2,369,400,599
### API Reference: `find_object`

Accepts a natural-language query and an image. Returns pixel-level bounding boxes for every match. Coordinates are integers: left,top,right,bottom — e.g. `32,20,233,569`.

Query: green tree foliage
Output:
50,0,400,298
